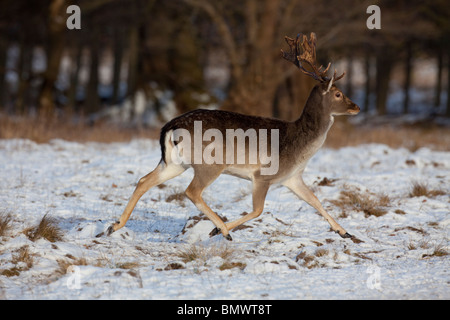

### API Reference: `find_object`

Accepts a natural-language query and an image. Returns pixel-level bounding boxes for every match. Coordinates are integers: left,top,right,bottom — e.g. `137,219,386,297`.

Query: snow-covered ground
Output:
0,138,448,299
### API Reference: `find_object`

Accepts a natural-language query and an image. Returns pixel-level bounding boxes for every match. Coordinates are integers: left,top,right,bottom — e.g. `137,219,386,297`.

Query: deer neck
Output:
294,90,333,143
288,90,334,166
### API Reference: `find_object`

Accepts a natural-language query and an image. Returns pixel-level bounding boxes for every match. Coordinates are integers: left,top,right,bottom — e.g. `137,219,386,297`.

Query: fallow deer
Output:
98,33,360,241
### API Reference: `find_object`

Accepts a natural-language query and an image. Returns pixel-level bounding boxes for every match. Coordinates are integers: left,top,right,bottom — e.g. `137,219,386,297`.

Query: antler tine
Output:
332,69,346,82
319,62,331,76
296,32,328,82
281,34,301,68
282,32,346,84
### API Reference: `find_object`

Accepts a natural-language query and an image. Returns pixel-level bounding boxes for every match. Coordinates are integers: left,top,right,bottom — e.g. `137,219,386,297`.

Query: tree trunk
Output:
15,40,33,114
375,50,394,115
363,52,371,113
273,73,315,120
185,0,283,118
127,25,139,99
38,0,66,116
446,49,450,117
0,36,7,111
85,28,101,114
67,45,83,112
345,54,354,99
402,41,412,114
434,46,443,110
224,0,283,117
222,78,277,117
112,28,124,105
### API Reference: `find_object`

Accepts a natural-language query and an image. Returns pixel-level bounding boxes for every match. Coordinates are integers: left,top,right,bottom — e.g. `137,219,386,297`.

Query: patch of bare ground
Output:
0,113,158,143
326,120,450,151
1,113,449,151
295,248,339,269
165,189,188,207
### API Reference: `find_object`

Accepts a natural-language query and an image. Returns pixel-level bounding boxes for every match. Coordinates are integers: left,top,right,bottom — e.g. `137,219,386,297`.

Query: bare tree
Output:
38,0,67,116
184,0,308,117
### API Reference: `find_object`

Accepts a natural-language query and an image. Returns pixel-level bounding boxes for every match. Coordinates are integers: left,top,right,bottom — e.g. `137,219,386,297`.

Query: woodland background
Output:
0,0,449,140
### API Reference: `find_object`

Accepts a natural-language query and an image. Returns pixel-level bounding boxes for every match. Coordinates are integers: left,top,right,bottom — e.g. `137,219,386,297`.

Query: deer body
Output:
100,33,360,241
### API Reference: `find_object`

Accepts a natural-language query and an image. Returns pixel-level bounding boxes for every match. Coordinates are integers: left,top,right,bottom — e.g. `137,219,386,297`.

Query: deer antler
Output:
281,32,344,83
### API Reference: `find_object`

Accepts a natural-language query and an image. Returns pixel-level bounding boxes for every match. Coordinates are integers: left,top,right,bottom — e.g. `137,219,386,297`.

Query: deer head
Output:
281,33,360,116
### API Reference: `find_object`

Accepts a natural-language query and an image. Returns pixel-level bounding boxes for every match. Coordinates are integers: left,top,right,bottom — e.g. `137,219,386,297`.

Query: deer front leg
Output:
282,175,352,239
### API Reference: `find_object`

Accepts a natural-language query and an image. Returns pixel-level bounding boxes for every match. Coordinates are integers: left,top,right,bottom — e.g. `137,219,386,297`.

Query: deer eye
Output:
335,92,341,98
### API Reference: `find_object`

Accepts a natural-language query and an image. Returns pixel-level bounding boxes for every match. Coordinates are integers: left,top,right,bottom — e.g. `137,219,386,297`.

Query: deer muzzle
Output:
347,104,360,115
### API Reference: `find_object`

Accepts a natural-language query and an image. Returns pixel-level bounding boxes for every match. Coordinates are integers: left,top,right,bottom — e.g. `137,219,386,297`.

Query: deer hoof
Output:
209,227,232,241
102,221,119,236
209,227,221,237
106,225,115,236
341,232,353,239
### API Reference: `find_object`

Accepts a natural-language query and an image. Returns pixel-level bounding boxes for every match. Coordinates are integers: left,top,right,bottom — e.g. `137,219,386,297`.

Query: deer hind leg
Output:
224,181,270,232
282,175,352,239
101,161,186,236
185,166,232,240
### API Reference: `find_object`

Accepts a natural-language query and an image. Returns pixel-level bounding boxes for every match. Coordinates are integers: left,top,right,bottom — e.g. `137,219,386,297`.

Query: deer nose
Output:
348,104,360,115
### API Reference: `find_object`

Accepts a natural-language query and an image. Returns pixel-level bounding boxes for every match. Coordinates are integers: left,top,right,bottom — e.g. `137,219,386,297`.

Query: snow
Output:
0,138,448,299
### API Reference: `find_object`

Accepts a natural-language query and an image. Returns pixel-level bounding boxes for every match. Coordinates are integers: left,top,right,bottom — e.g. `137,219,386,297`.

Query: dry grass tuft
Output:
174,244,244,271
219,261,246,271
1,246,34,277
115,261,141,270
56,257,88,275
295,251,326,269
0,212,13,237
330,188,390,218
317,177,338,187
176,244,234,264
314,248,329,257
164,262,185,270
421,243,448,259
13,246,34,266
24,214,63,242
429,245,448,257
409,181,446,198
